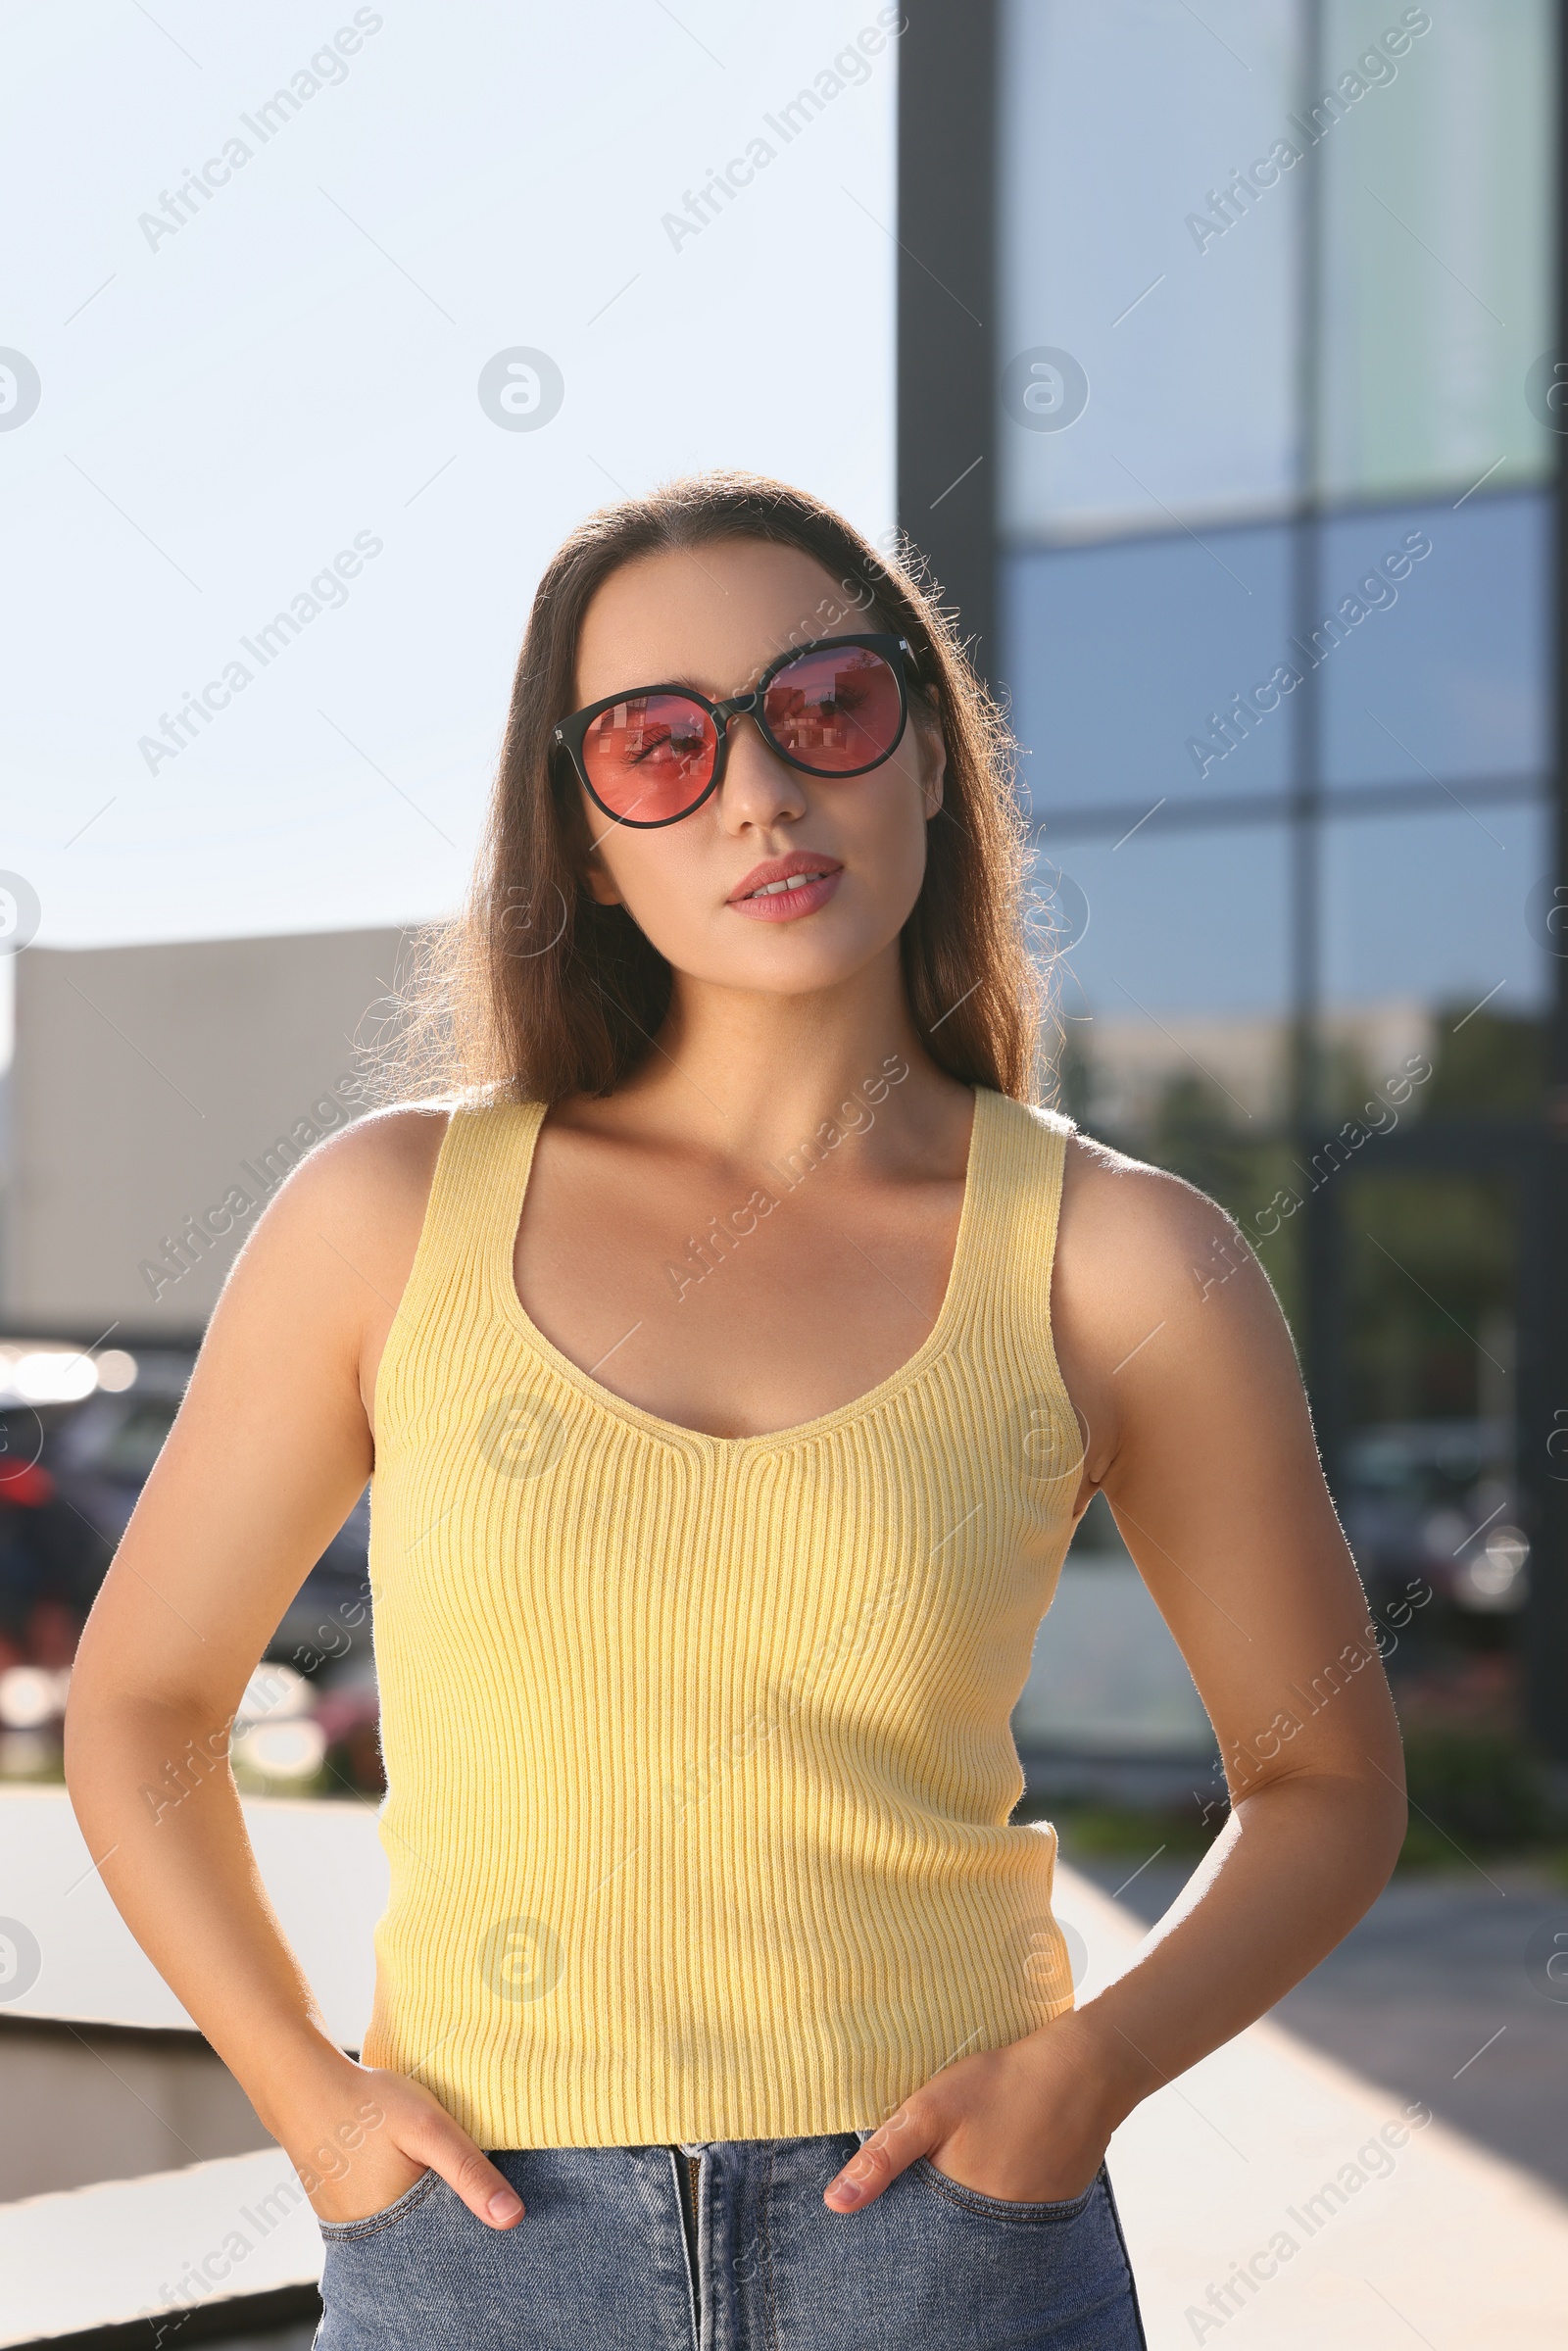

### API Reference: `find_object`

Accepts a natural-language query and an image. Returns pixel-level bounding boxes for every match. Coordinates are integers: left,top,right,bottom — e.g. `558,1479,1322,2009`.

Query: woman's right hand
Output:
275,2051,525,2231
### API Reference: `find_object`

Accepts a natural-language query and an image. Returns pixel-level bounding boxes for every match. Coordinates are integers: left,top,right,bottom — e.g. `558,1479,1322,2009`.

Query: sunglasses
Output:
552,631,924,829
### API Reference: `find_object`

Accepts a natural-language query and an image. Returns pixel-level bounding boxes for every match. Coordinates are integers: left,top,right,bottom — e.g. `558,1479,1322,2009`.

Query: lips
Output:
727,867,843,922
727,851,844,905
743,869,832,900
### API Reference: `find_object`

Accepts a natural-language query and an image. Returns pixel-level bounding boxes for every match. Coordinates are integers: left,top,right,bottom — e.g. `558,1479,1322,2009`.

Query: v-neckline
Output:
489,1085,993,1456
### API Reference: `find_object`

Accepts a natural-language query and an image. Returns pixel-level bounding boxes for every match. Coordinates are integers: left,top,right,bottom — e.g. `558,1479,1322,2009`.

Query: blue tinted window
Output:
1003,525,1295,818
999,0,1302,538
1319,0,1554,503
1034,826,1293,1130
1318,492,1548,787
1036,824,1292,1018
1322,801,1552,1013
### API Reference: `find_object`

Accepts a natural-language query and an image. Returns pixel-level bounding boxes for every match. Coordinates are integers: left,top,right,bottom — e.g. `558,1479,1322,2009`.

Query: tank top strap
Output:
971,1094,1081,1485
390,1093,547,1345
968,1094,1074,1308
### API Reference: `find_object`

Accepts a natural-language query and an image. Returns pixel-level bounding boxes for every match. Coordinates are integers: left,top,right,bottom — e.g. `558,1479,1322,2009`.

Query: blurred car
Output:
43,1350,374,1675
312,1649,385,1794
41,1351,196,1550
1338,1418,1529,1619
0,1410,117,1669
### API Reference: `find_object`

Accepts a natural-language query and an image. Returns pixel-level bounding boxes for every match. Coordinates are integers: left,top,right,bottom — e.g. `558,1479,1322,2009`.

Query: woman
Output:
65,472,1406,2348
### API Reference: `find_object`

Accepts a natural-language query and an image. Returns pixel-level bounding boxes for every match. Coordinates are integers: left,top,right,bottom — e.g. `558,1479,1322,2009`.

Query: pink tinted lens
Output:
580,693,717,822
762,645,904,773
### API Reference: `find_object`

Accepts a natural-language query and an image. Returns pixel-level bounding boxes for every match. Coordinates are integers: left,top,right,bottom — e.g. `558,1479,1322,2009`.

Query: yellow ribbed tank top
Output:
359,1083,1086,2147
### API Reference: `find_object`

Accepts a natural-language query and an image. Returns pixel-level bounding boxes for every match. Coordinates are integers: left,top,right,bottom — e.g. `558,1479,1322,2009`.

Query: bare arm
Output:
63,1107,527,2232
827,1135,1406,2211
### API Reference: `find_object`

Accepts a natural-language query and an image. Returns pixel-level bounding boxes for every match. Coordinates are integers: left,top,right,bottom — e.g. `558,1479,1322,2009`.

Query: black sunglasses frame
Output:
551,631,926,830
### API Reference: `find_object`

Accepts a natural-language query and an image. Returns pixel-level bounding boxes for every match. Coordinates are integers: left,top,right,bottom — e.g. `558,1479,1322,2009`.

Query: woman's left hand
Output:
823,2013,1119,2213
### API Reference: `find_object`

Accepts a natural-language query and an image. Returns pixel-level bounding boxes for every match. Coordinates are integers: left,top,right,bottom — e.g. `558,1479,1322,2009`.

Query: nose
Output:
712,705,807,825
715,687,762,732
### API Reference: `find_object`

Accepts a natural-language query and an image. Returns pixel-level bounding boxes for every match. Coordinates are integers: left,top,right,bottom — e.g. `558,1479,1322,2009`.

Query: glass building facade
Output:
898,0,1567,1751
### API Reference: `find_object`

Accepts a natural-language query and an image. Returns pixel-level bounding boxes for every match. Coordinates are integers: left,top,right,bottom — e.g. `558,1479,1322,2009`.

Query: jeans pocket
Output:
910,2155,1104,2226
316,2164,440,2241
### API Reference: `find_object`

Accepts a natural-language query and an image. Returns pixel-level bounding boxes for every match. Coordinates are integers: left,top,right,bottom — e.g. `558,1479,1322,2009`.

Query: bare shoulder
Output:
310,1098,453,1214
1052,1126,1293,1475
215,1101,455,1350
241,1099,451,1247
1056,1126,1246,1287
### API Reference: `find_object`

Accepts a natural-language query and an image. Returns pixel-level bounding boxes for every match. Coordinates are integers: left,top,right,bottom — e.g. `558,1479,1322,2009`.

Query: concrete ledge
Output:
0,1788,385,2043
5,2282,318,2350
0,2016,272,2202
0,2149,322,2347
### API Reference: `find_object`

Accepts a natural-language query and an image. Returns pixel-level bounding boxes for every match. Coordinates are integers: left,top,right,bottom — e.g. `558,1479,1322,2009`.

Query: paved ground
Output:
1068,1853,1568,2194
1056,1862,1568,2350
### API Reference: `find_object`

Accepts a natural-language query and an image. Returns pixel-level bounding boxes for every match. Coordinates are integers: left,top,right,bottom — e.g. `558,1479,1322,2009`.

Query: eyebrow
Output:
611,665,758,702
597,635,847,706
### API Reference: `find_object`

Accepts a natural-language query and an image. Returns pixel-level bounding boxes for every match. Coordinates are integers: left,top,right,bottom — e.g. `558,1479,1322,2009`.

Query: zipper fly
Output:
675,2145,702,2286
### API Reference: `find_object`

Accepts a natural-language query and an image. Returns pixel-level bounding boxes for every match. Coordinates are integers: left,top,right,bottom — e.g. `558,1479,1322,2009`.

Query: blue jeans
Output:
313,2130,1147,2347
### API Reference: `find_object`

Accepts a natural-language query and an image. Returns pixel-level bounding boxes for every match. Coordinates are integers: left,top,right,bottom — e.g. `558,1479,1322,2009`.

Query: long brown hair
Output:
387,470,1046,1105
